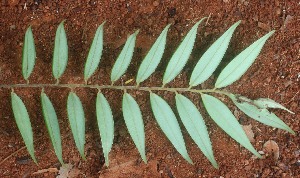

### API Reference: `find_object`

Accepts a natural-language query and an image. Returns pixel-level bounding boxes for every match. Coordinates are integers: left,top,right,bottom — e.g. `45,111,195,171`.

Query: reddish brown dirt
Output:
0,0,299,177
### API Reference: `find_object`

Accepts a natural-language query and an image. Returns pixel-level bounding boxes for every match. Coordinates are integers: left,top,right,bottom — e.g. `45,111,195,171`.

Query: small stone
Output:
243,1,249,5
276,8,281,16
153,1,159,6
197,169,203,175
9,25,16,30
263,140,280,160
281,15,293,30
294,150,300,157
296,160,300,166
16,156,32,165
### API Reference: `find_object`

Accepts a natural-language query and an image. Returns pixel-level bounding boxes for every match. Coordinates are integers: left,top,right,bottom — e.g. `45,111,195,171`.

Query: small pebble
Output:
294,150,300,157
276,8,281,16
296,160,300,166
153,1,159,6
16,156,31,165
9,25,16,30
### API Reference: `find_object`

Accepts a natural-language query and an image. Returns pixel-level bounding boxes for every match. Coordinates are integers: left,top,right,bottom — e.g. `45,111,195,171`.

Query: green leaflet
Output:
163,17,206,86
122,93,147,163
53,21,68,80
228,94,295,135
201,94,261,158
253,98,294,114
22,26,36,81
175,94,218,168
111,30,139,83
67,92,86,159
189,21,241,87
150,93,193,164
96,93,114,166
136,24,171,85
41,92,64,165
84,22,105,82
215,30,275,88
11,92,37,163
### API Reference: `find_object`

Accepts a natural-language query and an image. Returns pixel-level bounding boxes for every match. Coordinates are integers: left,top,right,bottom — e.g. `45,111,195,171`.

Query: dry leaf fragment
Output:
57,164,72,178
242,124,255,142
32,168,58,175
68,168,80,178
258,22,271,31
56,163,80,178
280,15,293,30
263,140,279,160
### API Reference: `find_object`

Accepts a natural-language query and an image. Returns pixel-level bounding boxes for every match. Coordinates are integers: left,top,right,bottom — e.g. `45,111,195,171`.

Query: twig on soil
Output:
284,90,299,105
32,168,59,175
0,127,9,136
0,135,45,166
205,13,212,26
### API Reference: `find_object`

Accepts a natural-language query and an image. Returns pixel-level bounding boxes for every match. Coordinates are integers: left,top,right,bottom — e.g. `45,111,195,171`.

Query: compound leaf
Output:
163,17,206,85
215,30,275,88
175,94,218,168
253,98,294,114
96,93,114,166
22,26,36,81
136,24,171,85
228,94,295,135
11,92,37,163
111,30,139,83
53,21,68,80
201,94,261,158
41,91,64,165
67,92,86,159
84,22,105,82
189,21,241,87
122,93,147,163
150,93,192,164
